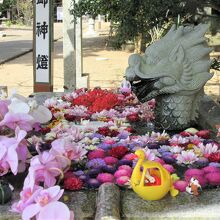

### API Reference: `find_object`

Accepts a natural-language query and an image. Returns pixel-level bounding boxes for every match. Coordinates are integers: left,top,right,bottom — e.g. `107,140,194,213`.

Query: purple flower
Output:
73,170,84,176
209,162,220,168
193,157,209,168
101,165,117,174
97,143,112,151
86,168,102,177
86,158,106,169
86,178,101,188
90,133,103,139
117,130,129,139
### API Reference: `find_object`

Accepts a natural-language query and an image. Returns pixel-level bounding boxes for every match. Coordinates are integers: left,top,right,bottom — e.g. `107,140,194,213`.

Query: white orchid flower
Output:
8,93,52,124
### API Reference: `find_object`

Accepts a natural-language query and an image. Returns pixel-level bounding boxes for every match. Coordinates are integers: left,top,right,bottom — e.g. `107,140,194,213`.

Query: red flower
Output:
40,127,51,134
98,127,111,136
109,130,119,137
179,131,191,137
126,113,140,122
109,146,128,159
64,176,83,190
72,89,121,113
196,130,210,139
208,152,220,162
64,114,75,121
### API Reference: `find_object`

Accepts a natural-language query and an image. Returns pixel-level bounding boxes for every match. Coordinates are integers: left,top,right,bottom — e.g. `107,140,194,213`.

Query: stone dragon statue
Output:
125,24,213,130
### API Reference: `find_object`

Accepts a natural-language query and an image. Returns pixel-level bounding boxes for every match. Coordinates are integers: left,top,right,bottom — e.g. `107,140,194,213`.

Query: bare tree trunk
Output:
134,33,142,54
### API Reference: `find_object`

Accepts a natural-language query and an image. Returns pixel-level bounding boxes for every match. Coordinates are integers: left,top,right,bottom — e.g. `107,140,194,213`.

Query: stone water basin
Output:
1,93,220,220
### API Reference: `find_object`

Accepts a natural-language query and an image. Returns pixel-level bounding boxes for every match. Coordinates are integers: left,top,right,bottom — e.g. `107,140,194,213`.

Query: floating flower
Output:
104,156,119,165
174,180,188,192
169,135,189,146
197,143,219,156
109,146,128,159
205,172,220,186
176,150,198,165
86,178,101,188
86,159,106,169
116,176,130,186
193,157,209,168
196,130,210,139
0,112,34,131
88,149,105,160
64,176,83,190
114,169,131,178
51,138,87,161
102,165,117,174
0,127,28,175
184,168,204,177
202,166,220,174
208,152,220,162
97,173,114,183
12,186,73,220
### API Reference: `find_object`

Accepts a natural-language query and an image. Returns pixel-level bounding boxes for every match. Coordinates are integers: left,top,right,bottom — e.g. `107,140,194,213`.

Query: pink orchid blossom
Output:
26,151,64,188
0,112,34,131
51,138,87,161
176,150,198,165
12,186,73,220
0,127,27,175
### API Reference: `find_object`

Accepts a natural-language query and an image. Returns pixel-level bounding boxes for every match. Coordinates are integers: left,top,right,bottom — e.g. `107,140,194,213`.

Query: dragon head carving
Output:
125,24,213,103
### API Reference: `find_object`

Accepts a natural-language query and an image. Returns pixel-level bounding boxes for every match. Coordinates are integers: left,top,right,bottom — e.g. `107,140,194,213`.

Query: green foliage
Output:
71,0,220,49
211,58,220,71
0,0,16,15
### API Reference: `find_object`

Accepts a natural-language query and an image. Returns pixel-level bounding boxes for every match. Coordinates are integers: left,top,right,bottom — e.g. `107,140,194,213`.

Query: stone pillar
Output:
75,17,88,88
63,0,76,91
95,183,121,220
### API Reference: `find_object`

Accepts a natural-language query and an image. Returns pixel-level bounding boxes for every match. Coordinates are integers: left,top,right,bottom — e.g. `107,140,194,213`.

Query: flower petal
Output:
8,98,30,114
30,105,52,124
22,203,41,220
37,202,71,220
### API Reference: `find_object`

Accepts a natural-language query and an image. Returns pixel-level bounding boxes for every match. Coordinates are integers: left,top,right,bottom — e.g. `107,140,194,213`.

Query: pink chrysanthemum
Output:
184,168,204,177
114,169,131,178
205,172,220,186
202,166,220,174
116,176,130,186
104,156,119,165
174,180,188,192
96,173,114,183
118,165,132,173
88,149,106,160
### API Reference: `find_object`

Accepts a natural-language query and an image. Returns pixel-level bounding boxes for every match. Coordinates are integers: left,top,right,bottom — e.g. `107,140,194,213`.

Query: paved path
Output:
0,23,63,64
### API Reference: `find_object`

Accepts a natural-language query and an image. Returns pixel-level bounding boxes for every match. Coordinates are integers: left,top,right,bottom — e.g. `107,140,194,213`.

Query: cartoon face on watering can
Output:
131,149,179,200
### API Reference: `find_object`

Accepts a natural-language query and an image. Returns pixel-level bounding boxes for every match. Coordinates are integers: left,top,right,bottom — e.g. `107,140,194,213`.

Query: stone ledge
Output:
121,188,220,220
95,183,120,220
